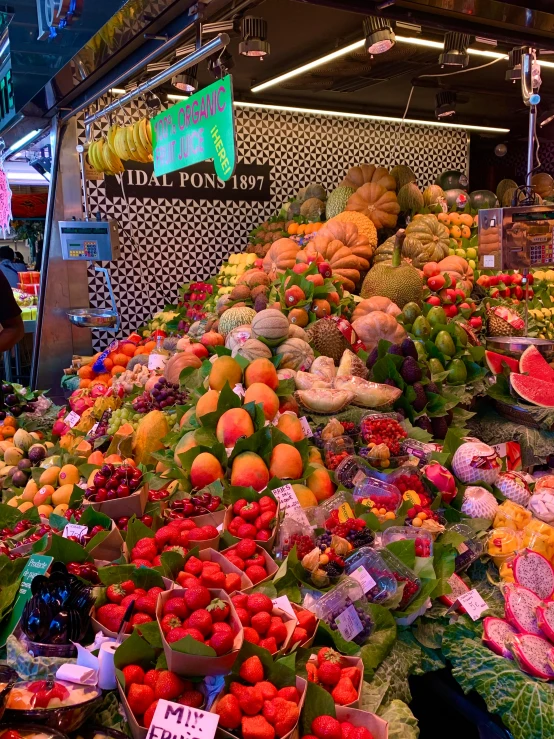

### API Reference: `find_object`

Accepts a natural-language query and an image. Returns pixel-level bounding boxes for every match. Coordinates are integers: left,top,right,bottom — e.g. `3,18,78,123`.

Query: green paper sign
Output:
151,75,236,180
0,554,53,647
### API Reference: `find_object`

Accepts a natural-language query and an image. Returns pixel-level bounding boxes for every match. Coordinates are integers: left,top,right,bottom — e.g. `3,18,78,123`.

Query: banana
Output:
132,121,150,162
115,127,131,160
138,118,152,154
97,139,110,174
125,124,138,159
88,141,102,173
144,117,152,145
102,138,124,174
107,124,119,156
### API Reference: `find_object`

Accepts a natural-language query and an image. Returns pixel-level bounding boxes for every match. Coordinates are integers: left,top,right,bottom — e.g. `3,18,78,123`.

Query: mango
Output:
52,484,74,506
58,464,80,485
39,466,60,486
7,497,20,508
18,501,33,513
308,446,323,464
244,358,279,390
37,504,53,518
21,479,39,502
0,466,14,478
53,503,69,517
180,408,195,427
307,465,336,502
34,485,54,506
276,413,304,442
156,460,171,474
231,452,270,492
209,356,243,391
174,431,198,467
269,443,303,479
244,383,279,421
196,390,220,421
216,408,254,447
133,410,169,465
190,452,225,489
292,483,318,508
4,447,24,466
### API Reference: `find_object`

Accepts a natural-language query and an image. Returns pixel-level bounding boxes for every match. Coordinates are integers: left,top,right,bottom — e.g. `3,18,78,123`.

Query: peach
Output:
276,413,304,442
269,443,303,480
209,356,243,391
244,358,279,390
196,389,220,421
216,408,254,447
244,383,279,421
292,484,318,508
307,464,336,502
231,452,270,492
190,452,224,488
174,431,198,467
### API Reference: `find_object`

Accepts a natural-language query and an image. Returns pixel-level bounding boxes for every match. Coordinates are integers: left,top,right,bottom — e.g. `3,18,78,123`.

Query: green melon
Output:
422,184,445,206
397,183,424,213
496,179,518,203
325,186,356,220
469,190,499,210
390,165,417,191
436,170,469,191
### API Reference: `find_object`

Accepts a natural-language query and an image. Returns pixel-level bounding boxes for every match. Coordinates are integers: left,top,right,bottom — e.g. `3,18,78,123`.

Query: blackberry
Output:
323,562,343,578
347,529,375,548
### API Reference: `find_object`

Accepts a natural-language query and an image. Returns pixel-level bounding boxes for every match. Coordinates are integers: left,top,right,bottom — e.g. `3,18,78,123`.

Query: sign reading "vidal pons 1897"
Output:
151,74,236,181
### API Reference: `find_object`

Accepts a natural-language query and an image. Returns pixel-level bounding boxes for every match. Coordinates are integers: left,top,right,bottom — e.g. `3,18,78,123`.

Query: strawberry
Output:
135,595,157,616
242,716,275,739
233,499,248,515
243,627,260,644
340,722,356,739
121,593,139,608
317,661,341,686
207,598,230,622
277,686,299,704
163,597,189,619
258,681,278,700
212,621,233,635
164,545,188,558
224,573,242,593
143,700,159,728
230,683,263,715
257,511,276,529
247,593,273,614
131,539,157,562
184,585,211,610
257,529,272,542
153,555,163,567
317,647,342,666
131,613,153,629
131,558,153,568
238,523,258,539
231,593,248,609
348,728,374,739
258,636,277,653
311,716,343,739
267,620,287,646
148,587,164,599
177,572,198,587
127,683,155,716
121,580,136,594
161,613,181,634
122,664,145,688
235,607,250,626
239,502,261,521
245,554,267,568
96,604,126,633
216,694,242,730
246,565,267,584
178,690,204,708
200,524,218,538
106,583,126,604
154,671,187,700
229,516,246,535
155,525,178,548
227,556,245,571
291,627,307,645
331,677,358,706
306,663,318,683
188,609,212,636
259,496,277,513
262,698,299,738
251,611,271,635
208,629,234,655
183,555,204,574
341,667,361,688
235,539,257,558
166,626,193,643
296,608,316,633
201,570,226,588
239,655,264,684
144,669,161,690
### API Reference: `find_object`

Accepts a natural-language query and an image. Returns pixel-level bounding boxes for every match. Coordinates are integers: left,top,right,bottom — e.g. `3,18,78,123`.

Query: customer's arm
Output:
0,272,24,351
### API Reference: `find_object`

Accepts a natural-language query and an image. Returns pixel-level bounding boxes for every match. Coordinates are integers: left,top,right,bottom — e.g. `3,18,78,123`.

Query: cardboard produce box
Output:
194,548,254,591
335,705,388,739
290,602,319,650
221,543,278,589
223,503,279,554
82,483,148,519
306,654,364,708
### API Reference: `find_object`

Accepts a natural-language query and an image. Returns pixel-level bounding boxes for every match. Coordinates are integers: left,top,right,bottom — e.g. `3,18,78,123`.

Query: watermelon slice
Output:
485,350,519,375
519,345,554,382
511,373,554,408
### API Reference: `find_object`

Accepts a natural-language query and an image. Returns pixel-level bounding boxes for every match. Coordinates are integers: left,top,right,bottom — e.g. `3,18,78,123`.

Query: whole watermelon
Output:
469,190,499,210
435,170,469,191
444,189,469,210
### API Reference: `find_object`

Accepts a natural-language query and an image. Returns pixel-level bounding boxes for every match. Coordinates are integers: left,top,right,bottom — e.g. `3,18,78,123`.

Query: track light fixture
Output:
439,32,471,67
505,47,523,83
172,64,199,93
239,17,270,58
435,91,457,119
363,16,395,55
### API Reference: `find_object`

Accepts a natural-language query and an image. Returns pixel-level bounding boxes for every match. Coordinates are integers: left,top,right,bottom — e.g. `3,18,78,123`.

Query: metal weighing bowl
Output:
67,309,118,328
485,336,554,360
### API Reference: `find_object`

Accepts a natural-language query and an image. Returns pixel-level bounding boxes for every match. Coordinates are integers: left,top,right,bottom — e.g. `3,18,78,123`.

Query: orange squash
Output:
299,234,361,291
263,238,299,277
318,220,373,269
351,311,407,351
341,164,396,192
437,255,474,292
346,183,400,230
352,297,402,321
164,352,202,385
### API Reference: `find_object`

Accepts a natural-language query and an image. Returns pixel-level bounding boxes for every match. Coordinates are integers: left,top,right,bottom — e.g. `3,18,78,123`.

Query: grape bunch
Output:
327,598,374,646
133,377,188,413
106,406,142,436
0,383,36,419
88,410,112,440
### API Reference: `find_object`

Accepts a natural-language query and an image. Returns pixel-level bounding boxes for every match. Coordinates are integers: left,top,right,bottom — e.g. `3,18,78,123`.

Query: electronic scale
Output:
478,205,554,271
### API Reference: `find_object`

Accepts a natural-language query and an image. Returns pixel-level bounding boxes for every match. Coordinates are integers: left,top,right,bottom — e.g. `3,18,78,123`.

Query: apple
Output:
477,275,491,288
459,302,471,311
499,288,511,298
318,262,332,278
306,274,324,286
187,343,209,359
511,273,523,285
489,275,500,286
426,296,441,306
489,288,500,299
526,274,534,285
499,273,511,285
444,304,459,318
439,288,457,304
469,316,483,330
293,263,309,275
427,274,446,292
423,262,441,278
512,286,524,300
454,288,467,301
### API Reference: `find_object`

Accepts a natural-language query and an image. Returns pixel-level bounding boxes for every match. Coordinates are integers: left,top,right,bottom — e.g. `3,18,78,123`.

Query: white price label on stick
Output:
63,524,88,540
233,383,245,398
64,411,80,428
335,604,363,642
299,417,313,438
349,565,377,595
448,588,488,621
146,699,220,739
87,423,99,437
272,484,301,512
272,595,297,620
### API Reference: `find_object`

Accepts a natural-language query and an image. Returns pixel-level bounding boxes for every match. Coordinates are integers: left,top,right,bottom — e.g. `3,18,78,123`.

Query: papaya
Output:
106,423,135,459
75,440,92,456
133,410,169,465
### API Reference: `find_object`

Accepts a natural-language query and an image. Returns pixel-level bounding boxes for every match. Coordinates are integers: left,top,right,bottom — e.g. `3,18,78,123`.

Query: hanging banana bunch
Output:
107,118,153,164
87,138,125,176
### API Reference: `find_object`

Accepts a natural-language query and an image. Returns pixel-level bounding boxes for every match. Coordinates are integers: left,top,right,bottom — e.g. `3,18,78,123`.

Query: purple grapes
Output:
133,377,188,413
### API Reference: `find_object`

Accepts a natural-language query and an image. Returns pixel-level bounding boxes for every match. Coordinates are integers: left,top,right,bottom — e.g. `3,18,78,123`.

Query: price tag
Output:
272,595,297,620
64,411,80,428
0,554,53,648
349,565,377,595
146,699,220,739
233,383,245,398
87,423,99,438
272,484,301,513
299,417,313,438
335,604,363,642
148,353,167,370
448,589,488,621
483,255,495,268
337,502,355,523
63,523,88,540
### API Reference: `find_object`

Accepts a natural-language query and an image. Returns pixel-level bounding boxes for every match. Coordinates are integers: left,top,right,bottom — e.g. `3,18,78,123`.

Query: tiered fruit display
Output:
217,253,259,291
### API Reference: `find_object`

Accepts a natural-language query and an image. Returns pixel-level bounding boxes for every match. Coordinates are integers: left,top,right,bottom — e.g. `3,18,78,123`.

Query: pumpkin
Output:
351,311,407,350
341,164,396,192
328,211,377,249
235,338,272,361
532,172,554,198
164,352,201,385
318,220,373,268
404,214,450,267
263,238,299,276
299,235,361,291
352,297,402,321
370,235,415,265
251,309,290,346
134,410,170,465
276,338,315,371
437,255,474,292
346,184,400,230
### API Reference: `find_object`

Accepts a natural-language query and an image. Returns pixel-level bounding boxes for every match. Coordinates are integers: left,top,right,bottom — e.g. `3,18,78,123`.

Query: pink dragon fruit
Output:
422,462,457,504
482,617,518,659
52,419,69,436
510,634,554,680
513,549,554,601
536,603,554,644
504,585,543,635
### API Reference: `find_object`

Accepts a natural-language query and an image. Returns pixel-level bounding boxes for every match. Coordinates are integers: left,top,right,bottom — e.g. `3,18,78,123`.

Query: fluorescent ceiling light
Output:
3,129,42,159
234,100,510,133
167,93,188,101
251,36,554,93
110,88,126,94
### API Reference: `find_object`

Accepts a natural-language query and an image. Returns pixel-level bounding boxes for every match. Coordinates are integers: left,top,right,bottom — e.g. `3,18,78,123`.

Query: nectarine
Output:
244,383,279,421
230,451,270,492
216,408,255,447
269,443,303,479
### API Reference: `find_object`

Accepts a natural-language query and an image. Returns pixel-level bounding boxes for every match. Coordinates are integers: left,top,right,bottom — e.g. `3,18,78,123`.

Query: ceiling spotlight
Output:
209,49,235,78
172,65,198,93
505,47,523,83
439,32,471,67
364,16,395,55
435,91,457,119
239,17,270,58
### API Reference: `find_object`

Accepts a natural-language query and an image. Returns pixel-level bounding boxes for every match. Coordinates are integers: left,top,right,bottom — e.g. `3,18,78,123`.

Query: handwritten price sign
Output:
147,700,219,739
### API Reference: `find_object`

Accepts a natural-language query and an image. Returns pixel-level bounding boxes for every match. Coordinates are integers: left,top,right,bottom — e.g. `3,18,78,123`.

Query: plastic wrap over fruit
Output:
461,485,499,519
529,490,554,523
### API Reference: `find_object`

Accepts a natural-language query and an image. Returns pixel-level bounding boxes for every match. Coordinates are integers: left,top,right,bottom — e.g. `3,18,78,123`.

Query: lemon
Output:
448,248,456,256
466,247,477,259
468,259,476,269
546,270,554,281
455,249,466,258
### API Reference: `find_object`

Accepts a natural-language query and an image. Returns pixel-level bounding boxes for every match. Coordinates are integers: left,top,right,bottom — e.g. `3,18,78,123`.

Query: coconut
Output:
452,442,501,485
495,471,531,507
460,486,499,519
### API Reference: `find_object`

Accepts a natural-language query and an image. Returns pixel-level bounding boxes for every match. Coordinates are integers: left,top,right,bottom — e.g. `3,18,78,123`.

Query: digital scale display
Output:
60,226,109,235
513,210,554,222
58,220,120,261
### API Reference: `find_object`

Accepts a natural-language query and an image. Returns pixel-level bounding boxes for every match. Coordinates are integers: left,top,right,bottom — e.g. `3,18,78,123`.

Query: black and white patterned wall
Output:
85,102,469,349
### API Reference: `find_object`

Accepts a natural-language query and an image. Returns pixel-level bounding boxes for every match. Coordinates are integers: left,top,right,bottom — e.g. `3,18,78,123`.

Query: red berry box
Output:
83,481,149,520
231,592,297,657
290,603,319,649
334,705,388,739
224,497,280,554
123,521,220,566
221,542,279,590
92,578,171,639
156,588,243,675
175,548,254,592
306,652,364,708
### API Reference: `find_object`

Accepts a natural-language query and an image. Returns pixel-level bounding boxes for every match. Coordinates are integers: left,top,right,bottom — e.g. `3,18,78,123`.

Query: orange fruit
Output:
104,454,123,464
461,225,471,239
437,213,450,224
459,213,473,227
144,341,156,352
120,342,136,357
78,365,94,380
103,357,114,371
449,212,462,226
79,379,91,388
2,427,14,438
3,416,17,427
287,223,298,235
95,373,111,385
111,365,126,376
450,225,462,239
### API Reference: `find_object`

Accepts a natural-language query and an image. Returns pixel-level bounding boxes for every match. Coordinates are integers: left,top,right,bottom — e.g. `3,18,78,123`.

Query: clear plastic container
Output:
486,527,522,567
324,436,356,470
382,526,433,557
447,523,483,572
357,446,409,470
387,466,434,508
400,439,435,466
345,547,398,604
493,500,532,532
380,547,422,610
359,412,407,456
335,455,374,489
314,576,373,645
353,477,402,519
317,490,356,526
277,516,316,561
